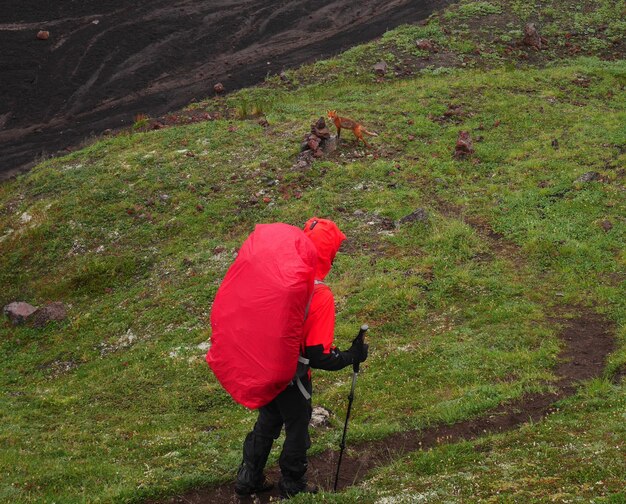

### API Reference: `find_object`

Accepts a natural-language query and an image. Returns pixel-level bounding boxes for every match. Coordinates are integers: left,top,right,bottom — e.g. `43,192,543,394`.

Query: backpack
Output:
206,223,318,409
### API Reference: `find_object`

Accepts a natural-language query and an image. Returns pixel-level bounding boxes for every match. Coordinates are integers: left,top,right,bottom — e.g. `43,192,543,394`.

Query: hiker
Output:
234,218,369,498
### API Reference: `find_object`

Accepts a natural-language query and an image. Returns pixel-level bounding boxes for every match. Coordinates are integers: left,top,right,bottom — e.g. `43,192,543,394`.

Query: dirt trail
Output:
0,0,452,180
153,204,616,503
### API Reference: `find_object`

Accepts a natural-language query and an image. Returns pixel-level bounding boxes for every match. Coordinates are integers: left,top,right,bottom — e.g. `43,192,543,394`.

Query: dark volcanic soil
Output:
0,0,452,180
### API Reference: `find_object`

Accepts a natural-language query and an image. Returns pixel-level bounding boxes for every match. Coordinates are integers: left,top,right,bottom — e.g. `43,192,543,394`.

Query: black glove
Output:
348,336,369,364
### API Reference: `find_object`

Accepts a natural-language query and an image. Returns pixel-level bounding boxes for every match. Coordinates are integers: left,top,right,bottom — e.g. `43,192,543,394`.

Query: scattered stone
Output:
159,193,170,202
431,104,466,124
310,406,331,428
97,329,137,357
599,220,613,232
522,23,542,49
36,30,49,40
292,158,311,172
19,212,32,224
373,61,388,76
258,117,270,128
576,171,601,183
213,82,225,94
398,208,429,226
415,39,435,51
3,302,37,325
29,302,68,328
197,341,211,352
454,130,474,158
45,359,78,377
279,71,289,82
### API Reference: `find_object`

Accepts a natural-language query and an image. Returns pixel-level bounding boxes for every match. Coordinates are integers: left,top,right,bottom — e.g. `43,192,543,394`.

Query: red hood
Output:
303,217,346,280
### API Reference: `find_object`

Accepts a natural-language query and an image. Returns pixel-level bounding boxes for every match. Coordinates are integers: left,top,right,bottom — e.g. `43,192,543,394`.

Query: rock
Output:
599,220,613,232
292,159,310,171
398,208,429,226
36,30,49,40
312,117,331,139
30,302,68,328
258,117,270,127
307,136,320,151
310,406,331,428
523,23,542,49
576,171,601,183
213,82,225,94
279,71,289,82
3,302,37,325
313,125,330,139
551,139,559,149
416,39,435,51
322,136,338,154
373,61,388,76
454,131,474,158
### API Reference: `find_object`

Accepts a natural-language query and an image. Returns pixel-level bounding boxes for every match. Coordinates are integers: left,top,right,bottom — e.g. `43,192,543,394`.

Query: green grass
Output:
0,0,625,502
349,383,626,503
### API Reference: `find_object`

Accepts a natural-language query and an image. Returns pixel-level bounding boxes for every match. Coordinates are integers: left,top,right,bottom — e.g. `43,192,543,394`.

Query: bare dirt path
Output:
152,201,616,503
153,310,614,503
0,0,452,180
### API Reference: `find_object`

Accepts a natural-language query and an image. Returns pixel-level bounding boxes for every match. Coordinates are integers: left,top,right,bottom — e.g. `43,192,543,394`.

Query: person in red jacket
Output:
235,217,369,498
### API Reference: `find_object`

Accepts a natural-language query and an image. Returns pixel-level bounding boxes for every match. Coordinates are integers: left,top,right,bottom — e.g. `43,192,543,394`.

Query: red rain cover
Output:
207,223,318,409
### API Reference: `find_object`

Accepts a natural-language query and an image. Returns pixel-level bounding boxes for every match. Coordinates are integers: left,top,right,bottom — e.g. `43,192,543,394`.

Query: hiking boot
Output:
234,464,274,496
278,477,318,498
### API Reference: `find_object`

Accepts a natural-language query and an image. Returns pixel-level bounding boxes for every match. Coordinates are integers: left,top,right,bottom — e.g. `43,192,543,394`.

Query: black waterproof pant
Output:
242,377,313,483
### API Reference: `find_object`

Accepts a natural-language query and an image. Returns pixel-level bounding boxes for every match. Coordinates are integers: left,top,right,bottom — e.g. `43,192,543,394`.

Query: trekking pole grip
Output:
353,324,368,373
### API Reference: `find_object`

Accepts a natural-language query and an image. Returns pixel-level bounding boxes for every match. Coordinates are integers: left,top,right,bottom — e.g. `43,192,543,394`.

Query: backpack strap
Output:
295,376,311,400
292,354,311,400
293,280,324,401
304,280,324,320
295,354,311,400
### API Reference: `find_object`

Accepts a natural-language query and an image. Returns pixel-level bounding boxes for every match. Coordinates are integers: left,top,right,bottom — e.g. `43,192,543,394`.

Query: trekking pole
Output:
333,324,368,492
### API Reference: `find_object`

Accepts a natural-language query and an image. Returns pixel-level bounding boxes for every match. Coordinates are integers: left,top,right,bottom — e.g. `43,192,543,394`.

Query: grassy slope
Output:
0,0,624,502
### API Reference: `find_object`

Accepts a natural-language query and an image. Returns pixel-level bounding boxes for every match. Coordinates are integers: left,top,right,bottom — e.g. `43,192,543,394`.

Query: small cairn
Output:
454,130,474,158
522,23,543,49
294,117,333,169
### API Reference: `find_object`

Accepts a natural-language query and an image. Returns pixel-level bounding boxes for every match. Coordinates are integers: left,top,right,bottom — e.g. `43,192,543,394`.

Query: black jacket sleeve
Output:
305,344,353,371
